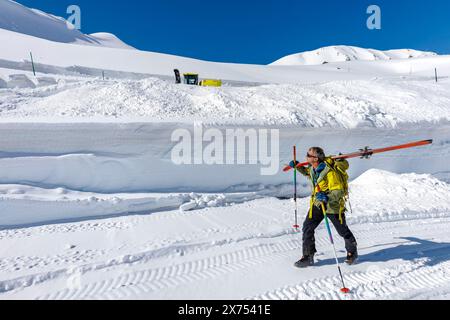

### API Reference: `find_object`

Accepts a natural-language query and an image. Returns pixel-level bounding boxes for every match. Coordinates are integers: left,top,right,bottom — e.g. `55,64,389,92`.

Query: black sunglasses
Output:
306,153,318,159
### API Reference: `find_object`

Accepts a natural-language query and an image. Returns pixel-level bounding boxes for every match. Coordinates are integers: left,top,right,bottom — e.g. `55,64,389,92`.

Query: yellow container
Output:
200,79,222,87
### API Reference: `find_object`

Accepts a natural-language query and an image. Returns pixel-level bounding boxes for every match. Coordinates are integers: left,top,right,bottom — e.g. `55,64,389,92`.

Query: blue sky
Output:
17,0,450,64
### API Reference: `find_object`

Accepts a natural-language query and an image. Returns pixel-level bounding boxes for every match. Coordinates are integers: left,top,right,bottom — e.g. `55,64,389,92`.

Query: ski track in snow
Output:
253,258,450,300
1,195,450,300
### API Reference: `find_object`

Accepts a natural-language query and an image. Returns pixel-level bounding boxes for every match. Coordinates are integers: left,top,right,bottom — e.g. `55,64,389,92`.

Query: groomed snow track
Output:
1,196,450,300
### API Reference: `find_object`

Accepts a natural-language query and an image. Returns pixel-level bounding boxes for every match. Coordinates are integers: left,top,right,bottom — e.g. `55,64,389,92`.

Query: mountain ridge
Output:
271,45,437,66
0,0,134,50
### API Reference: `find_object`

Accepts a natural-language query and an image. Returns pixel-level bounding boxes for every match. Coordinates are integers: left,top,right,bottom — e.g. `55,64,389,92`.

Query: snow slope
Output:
0,0,134,49
1,25,450,84
1,170,450,300
1,76,450,126
271,46,437,66
88,33,135,50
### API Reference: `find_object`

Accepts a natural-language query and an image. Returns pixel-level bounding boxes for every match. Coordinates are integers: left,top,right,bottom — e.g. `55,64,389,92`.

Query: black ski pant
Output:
302,204,357,257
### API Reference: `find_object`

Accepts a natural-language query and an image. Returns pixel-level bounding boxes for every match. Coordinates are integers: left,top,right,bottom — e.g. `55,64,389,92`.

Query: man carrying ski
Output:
290,147,358,268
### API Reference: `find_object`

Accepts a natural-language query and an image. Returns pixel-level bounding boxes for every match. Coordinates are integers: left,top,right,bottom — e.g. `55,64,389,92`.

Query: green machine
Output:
183,73,199,85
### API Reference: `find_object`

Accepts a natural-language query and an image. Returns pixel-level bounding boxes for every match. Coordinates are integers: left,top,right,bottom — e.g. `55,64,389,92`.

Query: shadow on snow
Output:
315,237,450,268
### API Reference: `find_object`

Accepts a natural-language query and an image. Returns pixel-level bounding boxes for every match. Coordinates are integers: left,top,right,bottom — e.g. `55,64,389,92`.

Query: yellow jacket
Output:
297,158,349,222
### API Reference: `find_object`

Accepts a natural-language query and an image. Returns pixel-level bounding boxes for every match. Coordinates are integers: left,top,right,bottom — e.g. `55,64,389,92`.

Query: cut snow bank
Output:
0,123,447,195
6,74,35,89
0,170,449,227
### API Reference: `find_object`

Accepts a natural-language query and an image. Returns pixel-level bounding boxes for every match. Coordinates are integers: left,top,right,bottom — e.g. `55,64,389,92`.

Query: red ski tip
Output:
293,225,300,229
340,288,350,294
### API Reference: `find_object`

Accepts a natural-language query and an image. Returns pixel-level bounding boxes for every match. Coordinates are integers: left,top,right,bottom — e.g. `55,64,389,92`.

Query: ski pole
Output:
293,146,300,231
320,201,350,294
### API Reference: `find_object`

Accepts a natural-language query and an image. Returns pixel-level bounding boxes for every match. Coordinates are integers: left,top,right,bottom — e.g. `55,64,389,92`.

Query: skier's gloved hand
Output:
316,192,329,203
289,160,300,168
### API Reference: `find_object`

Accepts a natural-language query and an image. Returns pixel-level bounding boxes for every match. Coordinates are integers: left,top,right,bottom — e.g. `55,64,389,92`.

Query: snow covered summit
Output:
0,0,134,49
271,45,437,66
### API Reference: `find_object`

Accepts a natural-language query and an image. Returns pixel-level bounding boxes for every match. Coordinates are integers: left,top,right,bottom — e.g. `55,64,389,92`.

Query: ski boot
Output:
345,252,358,265
294,255,314,268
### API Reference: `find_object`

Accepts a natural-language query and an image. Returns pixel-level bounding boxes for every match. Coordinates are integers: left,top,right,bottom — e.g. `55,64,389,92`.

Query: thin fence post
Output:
435,68,438,83
30,52,36,76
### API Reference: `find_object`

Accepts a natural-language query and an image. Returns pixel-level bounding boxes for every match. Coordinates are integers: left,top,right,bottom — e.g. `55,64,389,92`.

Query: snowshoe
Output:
294,255,314,268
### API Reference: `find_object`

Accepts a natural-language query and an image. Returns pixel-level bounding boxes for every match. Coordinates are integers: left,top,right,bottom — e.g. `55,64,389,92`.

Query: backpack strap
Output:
338,198,345,224
309,172,318,220
309,197,314,220
308,163,332,220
